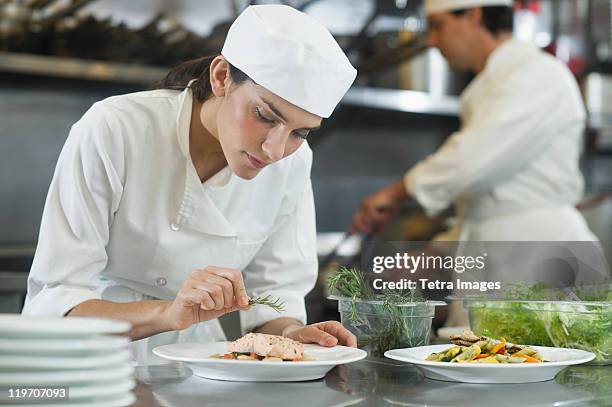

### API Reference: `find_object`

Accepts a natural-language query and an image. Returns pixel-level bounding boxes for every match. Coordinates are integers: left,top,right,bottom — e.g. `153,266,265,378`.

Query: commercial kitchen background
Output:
1,0,612,334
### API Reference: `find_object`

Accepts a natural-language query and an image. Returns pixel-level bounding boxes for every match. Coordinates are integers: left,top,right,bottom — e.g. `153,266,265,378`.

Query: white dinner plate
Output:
11,392,135,407
0,379,136,402
384,344,595,383
0,336,129,355
0,350,131,370
0,314,130,338
68,379,135,400
153,342,367,382
0,365,134,385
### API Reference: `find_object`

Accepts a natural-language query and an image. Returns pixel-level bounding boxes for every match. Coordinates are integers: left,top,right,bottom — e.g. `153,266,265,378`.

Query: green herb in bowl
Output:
328,267,444,357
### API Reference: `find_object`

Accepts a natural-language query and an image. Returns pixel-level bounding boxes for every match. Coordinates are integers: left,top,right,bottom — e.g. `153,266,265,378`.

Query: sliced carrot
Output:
519,355,542,363
222,353,234,359
474,354,490,360
490,337,506,354
292,358,302,362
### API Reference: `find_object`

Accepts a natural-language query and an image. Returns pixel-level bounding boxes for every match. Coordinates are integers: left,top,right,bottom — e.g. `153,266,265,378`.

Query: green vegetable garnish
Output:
248,295,285,313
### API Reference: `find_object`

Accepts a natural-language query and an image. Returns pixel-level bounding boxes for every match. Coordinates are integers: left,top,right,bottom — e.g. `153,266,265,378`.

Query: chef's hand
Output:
162,266,251,331
350,180,407,235
283,321,357,348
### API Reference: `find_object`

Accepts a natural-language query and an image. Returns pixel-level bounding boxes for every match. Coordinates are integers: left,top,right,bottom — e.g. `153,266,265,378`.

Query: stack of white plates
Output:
0,314,135,407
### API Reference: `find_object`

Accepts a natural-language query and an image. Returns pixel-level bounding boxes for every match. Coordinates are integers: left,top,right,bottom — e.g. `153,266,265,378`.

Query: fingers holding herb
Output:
163,267,252,331
205,266,250,307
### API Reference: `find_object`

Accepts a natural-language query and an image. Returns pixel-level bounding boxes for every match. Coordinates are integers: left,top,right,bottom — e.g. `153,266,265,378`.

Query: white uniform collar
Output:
174,80,194,160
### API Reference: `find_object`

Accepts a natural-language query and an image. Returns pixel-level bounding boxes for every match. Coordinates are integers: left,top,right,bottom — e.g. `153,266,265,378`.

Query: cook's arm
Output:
67,299,172,340
381,178,411,201
23,103,123,318
70,266,253,340
350,177,410,235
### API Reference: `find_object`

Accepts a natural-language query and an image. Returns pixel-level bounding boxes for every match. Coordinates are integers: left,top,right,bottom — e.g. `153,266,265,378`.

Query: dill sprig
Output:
248,295,286,313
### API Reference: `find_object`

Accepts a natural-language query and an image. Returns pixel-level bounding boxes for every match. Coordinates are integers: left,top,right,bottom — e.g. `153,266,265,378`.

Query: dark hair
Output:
451,6,514,36
152,55,250,101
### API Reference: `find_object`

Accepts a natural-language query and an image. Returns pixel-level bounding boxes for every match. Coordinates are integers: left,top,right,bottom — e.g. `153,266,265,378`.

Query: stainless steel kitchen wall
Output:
0,77,141,245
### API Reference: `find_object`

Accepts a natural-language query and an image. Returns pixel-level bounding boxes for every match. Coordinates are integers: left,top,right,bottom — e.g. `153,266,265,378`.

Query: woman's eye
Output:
255,107,275,124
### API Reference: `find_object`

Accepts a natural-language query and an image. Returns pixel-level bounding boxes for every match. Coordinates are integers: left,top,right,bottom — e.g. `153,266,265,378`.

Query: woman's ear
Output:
209,56,231,97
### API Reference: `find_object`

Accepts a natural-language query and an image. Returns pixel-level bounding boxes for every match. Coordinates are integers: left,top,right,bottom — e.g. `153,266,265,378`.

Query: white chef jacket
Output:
405,40,597,242
22,85,318,365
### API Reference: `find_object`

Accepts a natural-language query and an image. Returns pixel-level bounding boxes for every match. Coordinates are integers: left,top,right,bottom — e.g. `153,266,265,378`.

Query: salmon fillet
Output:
227,333,304,360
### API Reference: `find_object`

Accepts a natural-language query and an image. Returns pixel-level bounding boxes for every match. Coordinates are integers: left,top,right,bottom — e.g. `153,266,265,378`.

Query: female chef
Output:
22,5,358,364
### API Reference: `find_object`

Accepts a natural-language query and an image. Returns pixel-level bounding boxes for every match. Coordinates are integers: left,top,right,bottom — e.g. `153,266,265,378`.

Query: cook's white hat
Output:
221,5,357,118
425,0,513,15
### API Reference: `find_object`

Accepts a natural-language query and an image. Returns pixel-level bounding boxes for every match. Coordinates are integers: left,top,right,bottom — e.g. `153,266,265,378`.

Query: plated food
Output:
385,328,595,384
426,330,544,364
210,333,314,362
153,341,367,382
386,343,594,383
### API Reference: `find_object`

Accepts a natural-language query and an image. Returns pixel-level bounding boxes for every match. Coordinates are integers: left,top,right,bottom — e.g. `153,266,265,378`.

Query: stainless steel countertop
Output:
131,359,612,407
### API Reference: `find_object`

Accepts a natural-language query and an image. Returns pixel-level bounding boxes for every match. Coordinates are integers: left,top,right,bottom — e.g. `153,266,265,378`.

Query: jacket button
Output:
170,222,181,231
155,277,167,287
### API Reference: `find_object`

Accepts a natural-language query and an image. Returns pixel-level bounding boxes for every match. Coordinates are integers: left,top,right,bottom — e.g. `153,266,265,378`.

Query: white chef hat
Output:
425,0,513,15
221,5,357,118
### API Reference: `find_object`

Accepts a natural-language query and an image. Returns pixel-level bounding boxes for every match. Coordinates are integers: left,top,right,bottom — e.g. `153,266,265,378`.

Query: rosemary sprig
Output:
327,266,373,299
328,266,373,324
248,295,286,313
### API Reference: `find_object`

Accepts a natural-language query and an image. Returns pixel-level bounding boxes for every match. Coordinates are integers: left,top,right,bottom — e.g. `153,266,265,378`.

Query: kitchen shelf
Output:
342,86,460,117
0,53,461,116
0,245,35,257
0,271,28,291
0,52,168,85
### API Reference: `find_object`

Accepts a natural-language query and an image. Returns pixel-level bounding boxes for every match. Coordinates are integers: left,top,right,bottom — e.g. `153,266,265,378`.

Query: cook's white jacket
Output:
22,86,318,364
405,40,597,241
